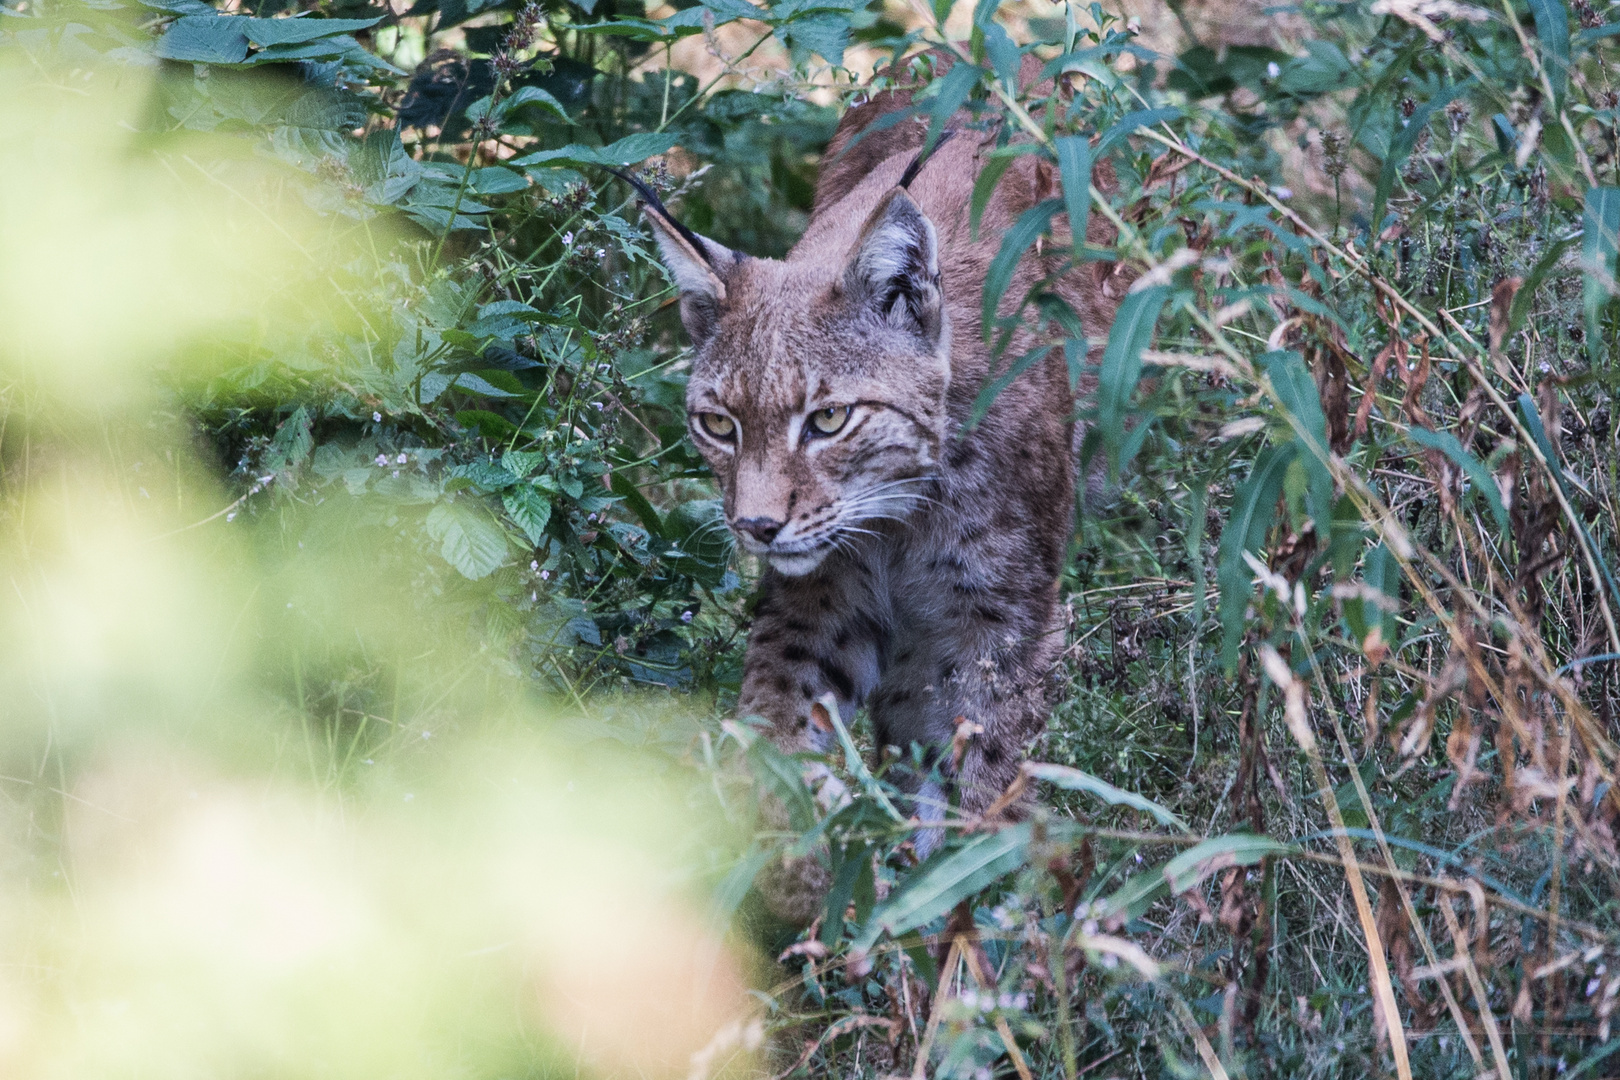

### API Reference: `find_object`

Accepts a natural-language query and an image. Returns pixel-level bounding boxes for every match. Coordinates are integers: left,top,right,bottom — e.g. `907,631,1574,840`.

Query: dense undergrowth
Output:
3,0,1620,1075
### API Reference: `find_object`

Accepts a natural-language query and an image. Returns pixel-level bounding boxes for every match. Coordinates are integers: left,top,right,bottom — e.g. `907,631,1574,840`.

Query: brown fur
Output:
643,56,1120,923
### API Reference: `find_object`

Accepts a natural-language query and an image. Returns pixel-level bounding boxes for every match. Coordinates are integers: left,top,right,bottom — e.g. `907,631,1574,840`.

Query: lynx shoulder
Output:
639,53,1122,922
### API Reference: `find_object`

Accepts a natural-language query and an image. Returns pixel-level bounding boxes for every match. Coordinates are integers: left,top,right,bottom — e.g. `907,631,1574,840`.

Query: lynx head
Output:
646,187,951,576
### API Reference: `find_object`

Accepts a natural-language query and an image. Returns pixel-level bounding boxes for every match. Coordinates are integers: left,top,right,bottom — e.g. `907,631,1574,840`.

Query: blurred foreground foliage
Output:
4,0,1620,1076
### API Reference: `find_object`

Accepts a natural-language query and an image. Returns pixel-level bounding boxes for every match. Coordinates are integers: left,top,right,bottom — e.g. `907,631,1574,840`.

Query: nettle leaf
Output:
854,824,1031,952
502,486,552,545
241,15,381,46
512,132,680,170
426,500,509,580
777,12,849,65
1217,442,1294,671
155,15,249,63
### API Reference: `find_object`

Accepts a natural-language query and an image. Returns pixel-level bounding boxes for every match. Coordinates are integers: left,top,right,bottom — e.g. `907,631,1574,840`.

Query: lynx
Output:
641,56,1122,922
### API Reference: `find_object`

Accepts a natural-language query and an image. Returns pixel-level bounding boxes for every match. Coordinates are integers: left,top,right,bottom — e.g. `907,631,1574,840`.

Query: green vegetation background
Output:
2,0,1620,1076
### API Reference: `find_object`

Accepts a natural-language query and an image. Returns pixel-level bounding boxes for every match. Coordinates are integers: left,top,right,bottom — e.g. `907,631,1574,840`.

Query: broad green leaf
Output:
1528,0,1570,104
426,500,510,580
982,198,1062,340
1024,763,1191,832
241,15,381,46
1055,134,1093,257
1371,83,1470,240
854,824,1031,951
502,486,552,545
155,15,249,63
1583,187,1619,362
1407,427,1509,534
512,133,680,170
778,12,849,65
502,86,571,122
1096,286,1170,474
1217,443,1294,671
500,450,547,479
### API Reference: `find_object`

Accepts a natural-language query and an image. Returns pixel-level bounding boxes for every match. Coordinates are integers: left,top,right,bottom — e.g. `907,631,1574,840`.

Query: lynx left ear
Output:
642,203,740,346
843,188,943,346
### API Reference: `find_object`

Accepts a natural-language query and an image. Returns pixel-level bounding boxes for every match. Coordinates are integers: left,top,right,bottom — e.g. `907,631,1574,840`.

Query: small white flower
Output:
561,231,574,246
540,570,550,580
375,454,388,466
680,610,694,623
530,560,540,571
1272,185,1294,199
1266,61,1281,78
587,513,597,522
391,470,400,478
396,452,408,464
372,411,382,422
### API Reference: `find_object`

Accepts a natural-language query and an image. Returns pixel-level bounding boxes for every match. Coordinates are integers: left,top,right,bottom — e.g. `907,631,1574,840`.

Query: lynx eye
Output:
698,413,736,441
809,406,850,436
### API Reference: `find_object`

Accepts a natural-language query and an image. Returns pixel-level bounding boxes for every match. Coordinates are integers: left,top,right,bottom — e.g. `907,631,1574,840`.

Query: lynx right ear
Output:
642,203,740,346
842,188,944,347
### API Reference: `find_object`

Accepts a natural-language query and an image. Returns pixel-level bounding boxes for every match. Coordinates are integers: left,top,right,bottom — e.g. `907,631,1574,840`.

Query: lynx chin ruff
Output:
642,58,1123,924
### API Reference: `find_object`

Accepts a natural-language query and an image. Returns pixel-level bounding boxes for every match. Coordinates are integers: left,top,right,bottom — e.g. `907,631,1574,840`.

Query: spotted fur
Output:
643,56,1123,923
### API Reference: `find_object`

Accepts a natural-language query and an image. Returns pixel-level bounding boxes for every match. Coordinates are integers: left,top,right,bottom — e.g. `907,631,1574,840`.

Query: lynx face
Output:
649,190,952,575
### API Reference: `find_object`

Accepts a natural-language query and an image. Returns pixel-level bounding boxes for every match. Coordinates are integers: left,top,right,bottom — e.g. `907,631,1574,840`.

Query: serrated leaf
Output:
512,132,680,170
426,500,509,580
502,485,552,545
1217,443,1294,671
501,85,571,122
155,15,249,63
1025,763,1191,832
240,14,381,46
854,824,1030,952
501,450,547,479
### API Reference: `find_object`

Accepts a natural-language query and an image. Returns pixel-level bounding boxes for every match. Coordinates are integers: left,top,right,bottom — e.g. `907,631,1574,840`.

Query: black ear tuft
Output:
619,170,741,346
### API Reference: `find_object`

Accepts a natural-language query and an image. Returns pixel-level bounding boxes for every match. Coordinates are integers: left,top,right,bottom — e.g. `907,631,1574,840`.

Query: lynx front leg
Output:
738,560,887,925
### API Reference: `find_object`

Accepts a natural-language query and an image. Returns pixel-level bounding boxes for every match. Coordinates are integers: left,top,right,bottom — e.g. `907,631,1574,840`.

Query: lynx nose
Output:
734,516,783,544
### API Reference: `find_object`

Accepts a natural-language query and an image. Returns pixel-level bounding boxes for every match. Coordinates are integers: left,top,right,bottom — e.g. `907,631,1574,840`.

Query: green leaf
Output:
1098,834,1291,924
1094,107,1181,157
501,86,571,123
1508,232,1578,340
1528,0,1571,104
1096,286,1170,474
512,132,680,170
983,198,1062,340
1407,427,1509,534
922,60,980,157
1024,763,1191,832
241,15,381,46
1217,443,1294,671
854,824,1030,952
1371,83,1470,240
426,500,510,580
155,15,249,63
1055,135,1093,257
746,737,817,832
969,146,1037,241
778,12,849,65
502,486,553,545
1583,187,1620,363
1518,393,1620,616
609,473,663,538
1261,350,1332,537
